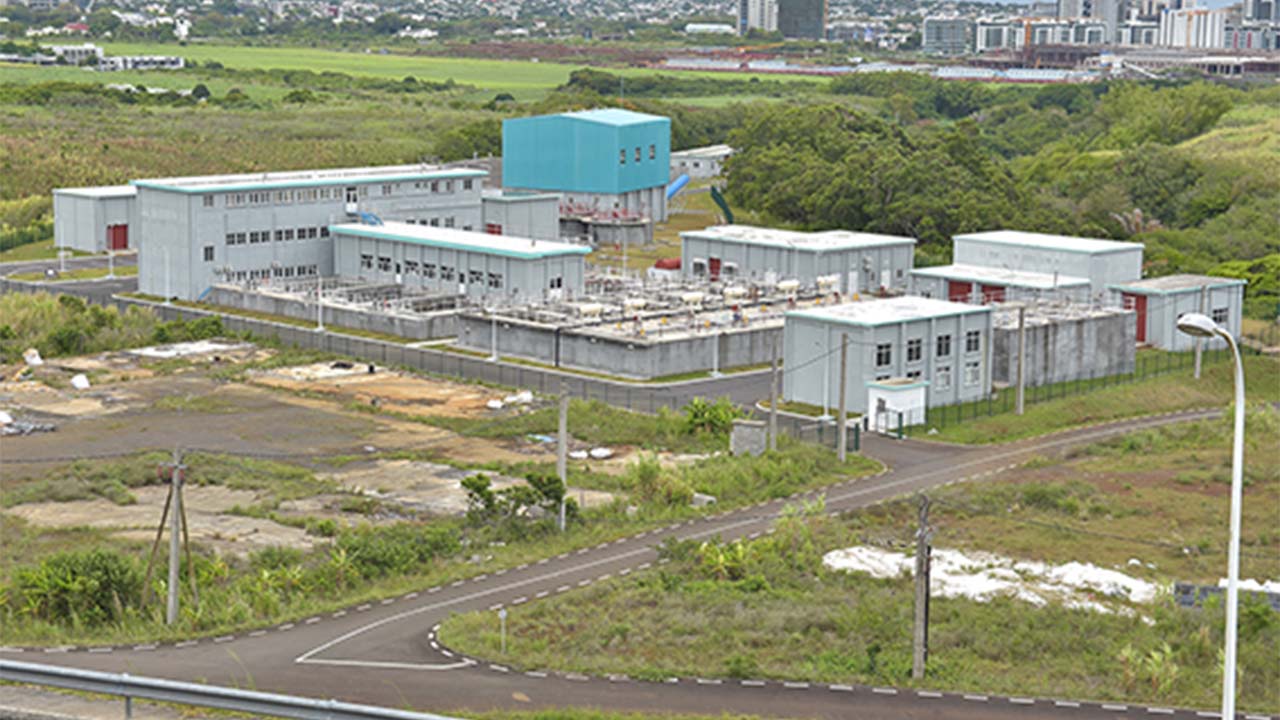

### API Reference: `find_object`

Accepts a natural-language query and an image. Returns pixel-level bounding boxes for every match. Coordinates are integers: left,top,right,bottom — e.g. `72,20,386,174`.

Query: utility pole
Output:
1194,284,1207,379
768,338,779,453
837,333,849,462
166,448,184,626
912,495,933,681
1015,305,1026,416
557,381,568,532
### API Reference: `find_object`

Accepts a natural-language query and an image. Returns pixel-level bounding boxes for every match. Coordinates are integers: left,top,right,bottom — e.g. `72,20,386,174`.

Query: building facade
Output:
52,185,137,253
952,230,1143,297
778,0,828,39
1108,274,1246,351
681,225,916,295
923,17,974,54
910,264,1092,304
739,0,779,33
482,191,561,241
990,305,1136,386
783,297,994,413
1159,7,1228,48
670,144,734,180
332,222,590,302
135,164,486,300
502,109,672,222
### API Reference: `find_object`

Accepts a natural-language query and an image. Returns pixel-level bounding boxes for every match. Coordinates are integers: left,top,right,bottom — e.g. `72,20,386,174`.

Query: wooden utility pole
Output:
166,448,183,625
1015,305,1026,416
912,495,933,680
1194,284,1207,379
142,449,197,622
769,339,779,453
557,382,569,532
837,333,849,462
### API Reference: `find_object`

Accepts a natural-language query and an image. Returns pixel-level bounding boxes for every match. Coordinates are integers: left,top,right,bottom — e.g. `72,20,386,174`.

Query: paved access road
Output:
0,255,140,302
12,407,1265,720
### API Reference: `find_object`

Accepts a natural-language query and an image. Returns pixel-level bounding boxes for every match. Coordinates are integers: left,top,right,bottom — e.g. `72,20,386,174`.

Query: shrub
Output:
10,550,141,626
334,523,460,580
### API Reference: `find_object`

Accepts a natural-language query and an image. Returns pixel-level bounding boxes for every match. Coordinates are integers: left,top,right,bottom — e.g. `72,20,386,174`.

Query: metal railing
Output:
0,660,461,720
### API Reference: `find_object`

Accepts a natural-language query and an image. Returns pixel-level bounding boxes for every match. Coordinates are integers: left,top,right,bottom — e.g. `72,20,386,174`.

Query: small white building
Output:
783,296,993,413
1108,274,1247,351
681,224,917,294
53,185,138,253
910,263,1091,305
331,221,590,302
867,378,929,433
670,144,734,180
481,190,560,241
952,230,1143,297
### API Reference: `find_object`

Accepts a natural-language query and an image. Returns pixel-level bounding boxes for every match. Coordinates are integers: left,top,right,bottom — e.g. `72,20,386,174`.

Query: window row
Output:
225,226,329,246
210,178,475,209
619,144,658,165
405,217,468,230
875,361,982,392
216,264,319,280
357,255,508,289
874,331,983,368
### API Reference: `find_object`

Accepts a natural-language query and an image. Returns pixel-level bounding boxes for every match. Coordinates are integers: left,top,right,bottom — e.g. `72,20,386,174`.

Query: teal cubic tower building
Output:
502,109,672,223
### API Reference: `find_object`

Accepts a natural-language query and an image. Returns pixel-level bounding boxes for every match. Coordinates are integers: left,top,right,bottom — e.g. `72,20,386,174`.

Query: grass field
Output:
94,42,825,102
0,239,93,263
0,62,299,100
10,265,136,281
909,353,1280,444
440,413,1280,713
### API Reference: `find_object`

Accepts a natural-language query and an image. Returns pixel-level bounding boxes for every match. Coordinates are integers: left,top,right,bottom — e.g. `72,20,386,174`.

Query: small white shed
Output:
867,378,929,434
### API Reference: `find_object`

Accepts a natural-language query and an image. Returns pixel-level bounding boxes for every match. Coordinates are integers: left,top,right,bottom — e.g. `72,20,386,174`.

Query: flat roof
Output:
910,264,1090,289
558,108,669,127
133,164,487,194
1108,273,1247,294
788,296,990,327
683,224,916,251
671,144,734,159
54,185,137,199
955,230,1143,255
331,221,591,260
481,189,561,203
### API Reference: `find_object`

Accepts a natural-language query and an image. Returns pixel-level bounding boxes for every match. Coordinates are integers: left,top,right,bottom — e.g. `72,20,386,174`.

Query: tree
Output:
191,83,211,100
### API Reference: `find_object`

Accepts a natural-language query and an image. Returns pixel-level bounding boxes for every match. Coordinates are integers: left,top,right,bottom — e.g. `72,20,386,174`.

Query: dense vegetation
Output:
0,292,223,362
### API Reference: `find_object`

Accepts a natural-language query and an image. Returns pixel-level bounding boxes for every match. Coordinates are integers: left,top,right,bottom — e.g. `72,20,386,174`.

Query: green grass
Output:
440,415,1280,713
96,42,824,102
910,352,1280,444
9,265,136,282
0,62,300,101
0,239,93,263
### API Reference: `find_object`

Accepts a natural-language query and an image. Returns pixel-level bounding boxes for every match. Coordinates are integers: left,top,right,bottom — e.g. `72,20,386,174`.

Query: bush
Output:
334,523,460,580
681,397,742,436
10,550,141,626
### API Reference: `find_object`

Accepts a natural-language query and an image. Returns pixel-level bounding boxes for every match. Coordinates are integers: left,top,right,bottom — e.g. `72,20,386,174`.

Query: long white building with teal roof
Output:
134,164,488,300
332,222,590,302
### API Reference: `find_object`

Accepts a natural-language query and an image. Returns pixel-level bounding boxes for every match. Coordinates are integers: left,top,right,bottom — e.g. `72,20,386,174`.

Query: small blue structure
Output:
503,109,672,222
666,173,690,200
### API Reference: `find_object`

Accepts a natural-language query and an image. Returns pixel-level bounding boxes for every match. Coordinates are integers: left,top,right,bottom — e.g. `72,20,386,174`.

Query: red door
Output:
708,257,721,281
485,223,502,235
948,280,971,303
107,224,128,250
981,284,1006,304
1123,293,1147,343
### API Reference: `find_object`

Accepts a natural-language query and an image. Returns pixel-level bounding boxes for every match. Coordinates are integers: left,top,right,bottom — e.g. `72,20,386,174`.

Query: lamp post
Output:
1176,312,1245,720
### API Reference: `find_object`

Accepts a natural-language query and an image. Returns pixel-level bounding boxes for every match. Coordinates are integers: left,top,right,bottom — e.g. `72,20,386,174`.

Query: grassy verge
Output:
910,353,1280,444
440,414,1280,713
0,240,94,263
10,265,137,282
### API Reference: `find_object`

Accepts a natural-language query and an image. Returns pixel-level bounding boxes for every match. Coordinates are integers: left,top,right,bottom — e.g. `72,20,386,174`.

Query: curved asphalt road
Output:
8,406,1267,720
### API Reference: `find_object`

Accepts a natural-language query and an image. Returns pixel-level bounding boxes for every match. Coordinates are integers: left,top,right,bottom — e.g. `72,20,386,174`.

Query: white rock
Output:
23,348,43,366
70,374,91,390
691,492,717,507
568,450,589,460
504,390,534,404
486,399,505,410
0,410,12,425
588,447,613,459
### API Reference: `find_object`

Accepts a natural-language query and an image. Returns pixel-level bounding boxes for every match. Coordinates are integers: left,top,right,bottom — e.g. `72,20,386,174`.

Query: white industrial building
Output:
1109,274,1246,351
331,221,590,302
132,164,487,300
952,230,1143,297
670,144,734,180
52,185,137,253
681,225,917,294
910,264,1091,304
481,190,561,241
783,297,994,414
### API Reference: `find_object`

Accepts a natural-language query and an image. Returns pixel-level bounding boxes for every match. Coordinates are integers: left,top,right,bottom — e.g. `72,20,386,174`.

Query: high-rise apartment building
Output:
738,0,778,34
778,0,827,39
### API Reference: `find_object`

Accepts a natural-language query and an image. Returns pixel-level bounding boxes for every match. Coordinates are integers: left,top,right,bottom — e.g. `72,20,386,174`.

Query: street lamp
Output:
1176,311,1245,720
